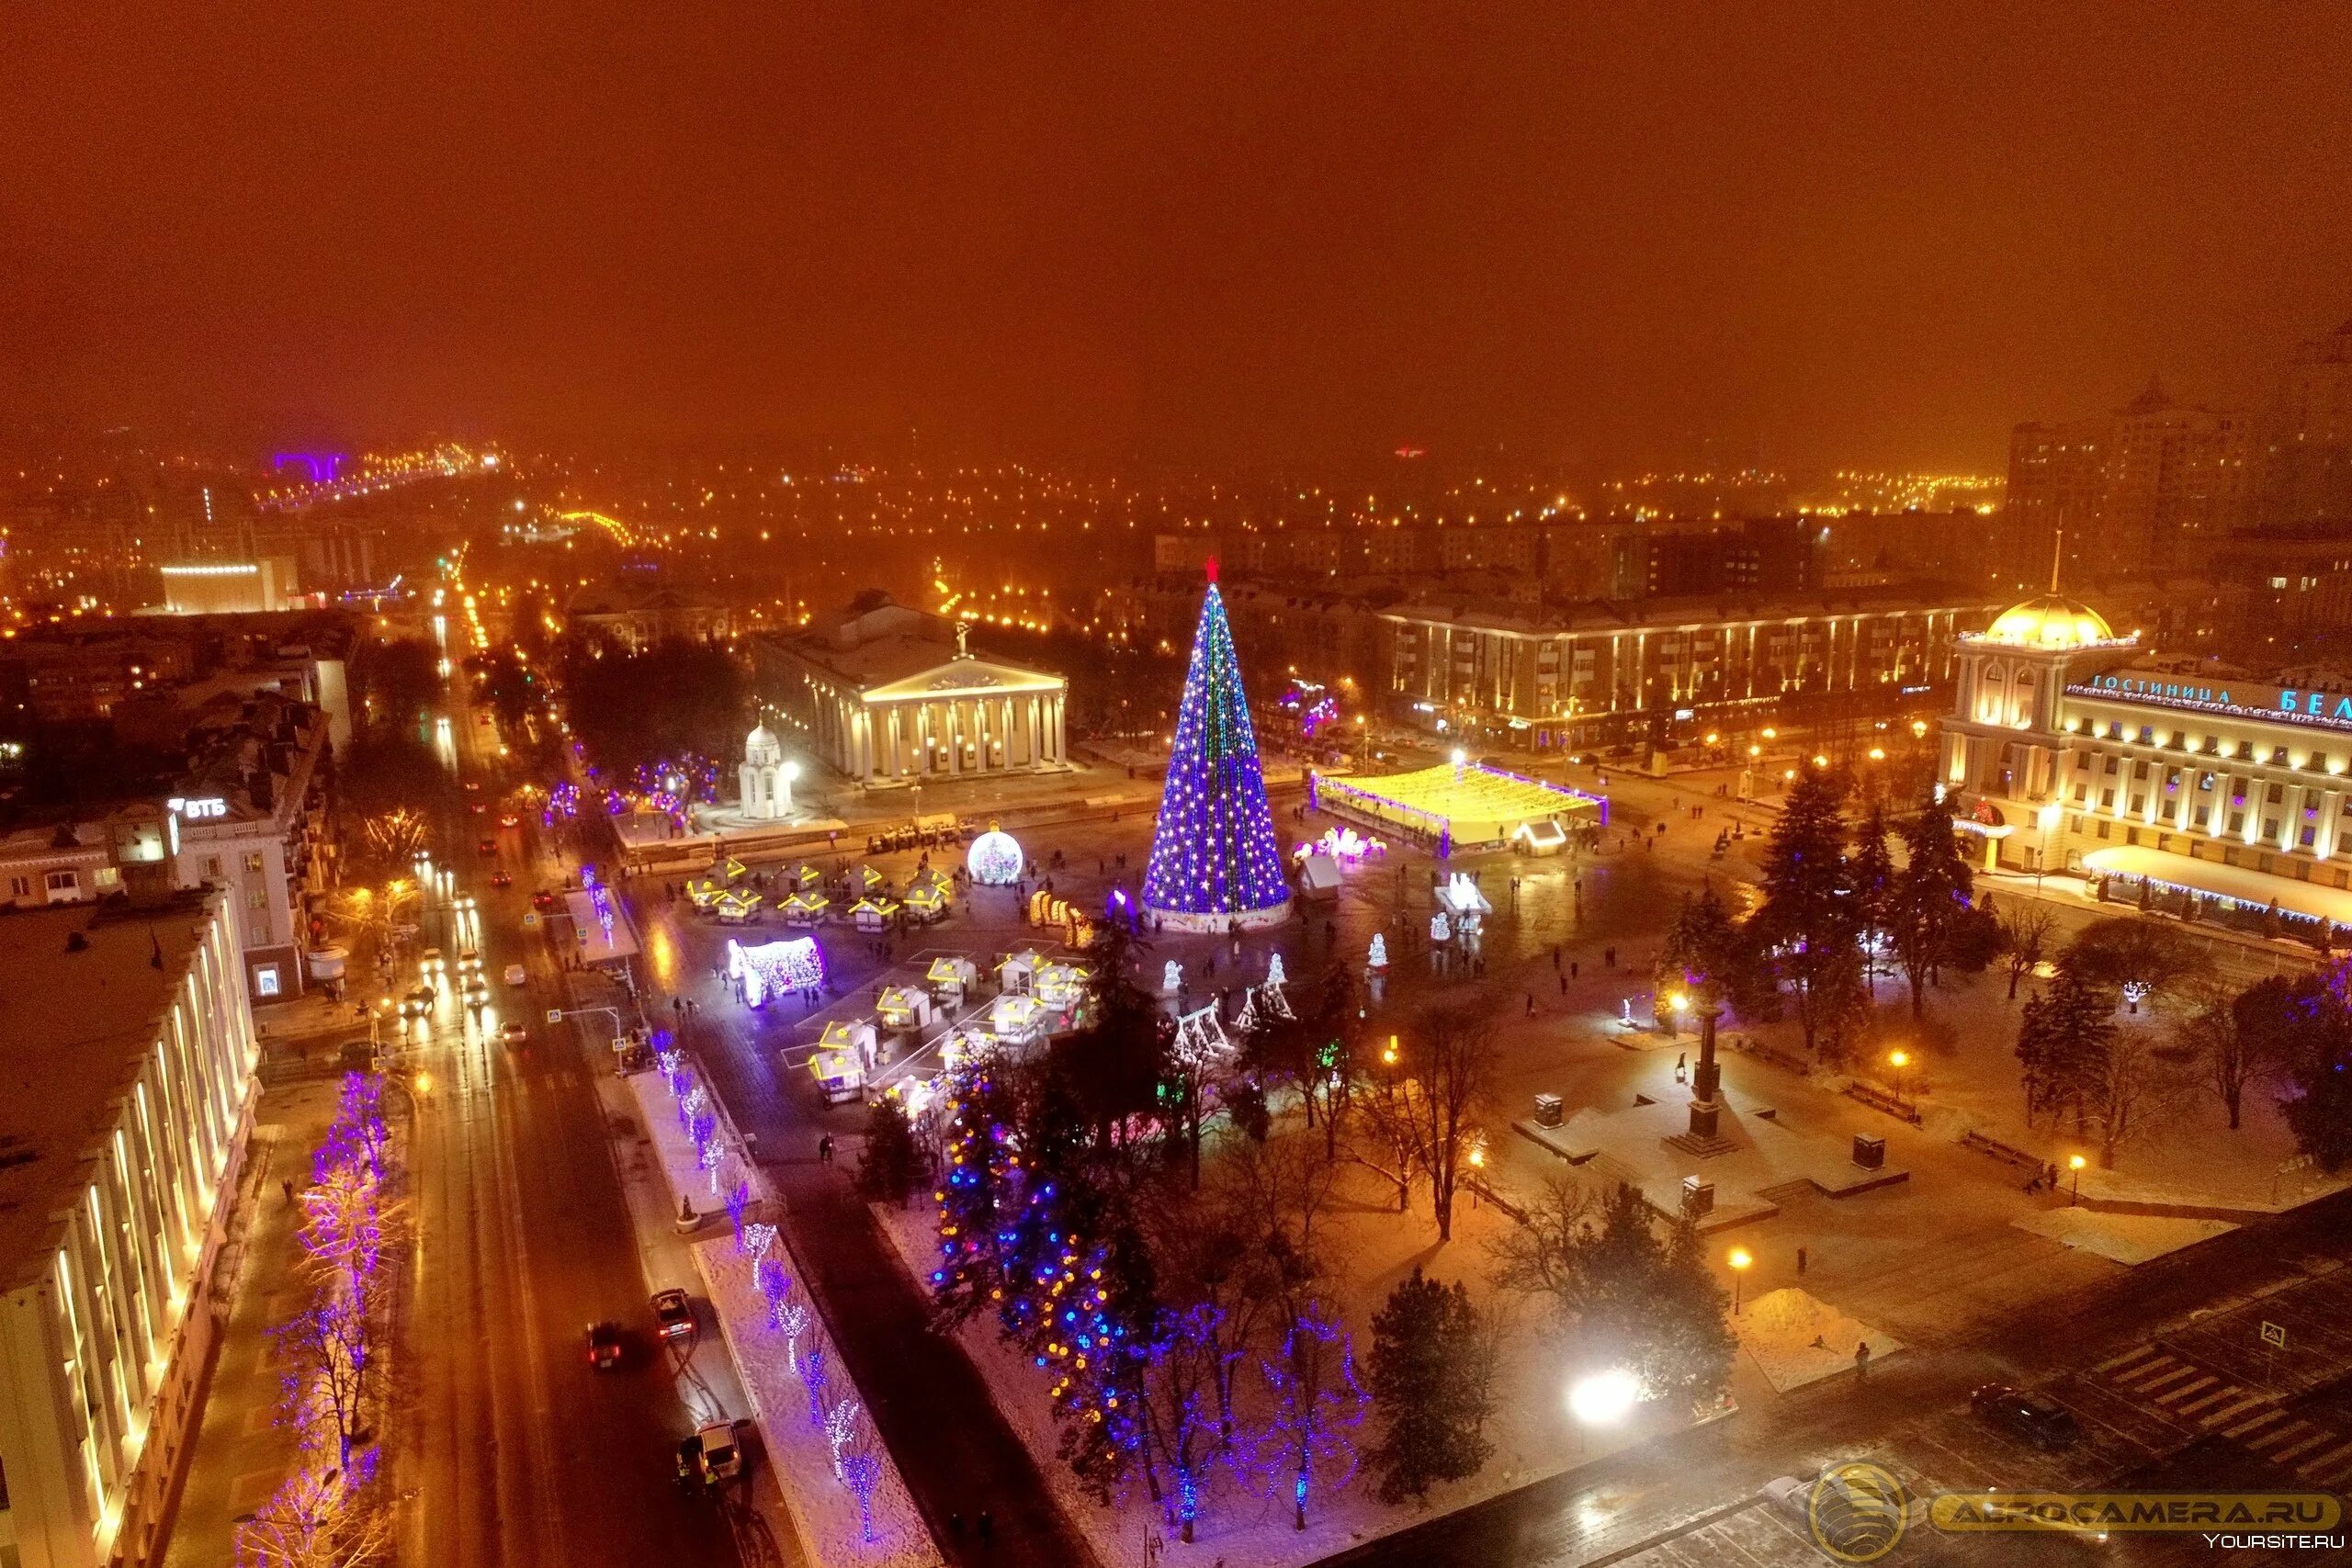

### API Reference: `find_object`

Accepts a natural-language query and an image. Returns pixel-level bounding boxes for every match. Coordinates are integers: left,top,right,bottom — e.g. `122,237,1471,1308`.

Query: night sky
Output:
6,2,2349,468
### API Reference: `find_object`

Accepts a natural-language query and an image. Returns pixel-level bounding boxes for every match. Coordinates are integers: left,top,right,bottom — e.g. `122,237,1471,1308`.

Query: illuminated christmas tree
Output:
1143,564,1293,931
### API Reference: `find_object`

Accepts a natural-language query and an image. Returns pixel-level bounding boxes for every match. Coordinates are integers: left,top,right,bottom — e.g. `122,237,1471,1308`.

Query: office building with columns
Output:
1943,588,2352,929
753,597,1071,789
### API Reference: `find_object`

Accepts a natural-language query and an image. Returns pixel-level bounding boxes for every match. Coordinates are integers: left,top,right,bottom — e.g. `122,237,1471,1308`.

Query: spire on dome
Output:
1204,556,1219,585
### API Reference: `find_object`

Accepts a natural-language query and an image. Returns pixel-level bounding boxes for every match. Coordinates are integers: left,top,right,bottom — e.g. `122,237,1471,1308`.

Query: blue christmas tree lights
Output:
1143,564,1293,931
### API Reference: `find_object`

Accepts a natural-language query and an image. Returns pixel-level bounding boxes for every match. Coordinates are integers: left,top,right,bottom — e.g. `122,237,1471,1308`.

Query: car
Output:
1971,1383,2080,1450
464,781,481,793
461,976,490,1007
401,986,435,1018
584,1322,625,1371
532,890,557,911
453,893,478,913
500,814,521,828
469,800,488,814
503,962,528,987
651,1289,695,1343
419,946,445,972
457,947,481,970
692,1421,744,1485
490,870,513,887
477,839,498,856
498,1020,530,1047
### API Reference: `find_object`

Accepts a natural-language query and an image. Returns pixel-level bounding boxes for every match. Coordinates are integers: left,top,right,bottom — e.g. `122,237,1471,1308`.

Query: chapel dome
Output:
1979,593,2117,649
745,723,782,763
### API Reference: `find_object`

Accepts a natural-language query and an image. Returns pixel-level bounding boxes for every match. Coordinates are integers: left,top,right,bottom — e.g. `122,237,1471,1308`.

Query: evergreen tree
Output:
2245,967,2352,1171
1850,801,1896,995
1141,565,1292,925
1366,1268,1494,1506
853,1095,922,1207
2015,969,2116,1128
1661,883,1771,1019
1753,768,1863,1056
1891,789,1977,1016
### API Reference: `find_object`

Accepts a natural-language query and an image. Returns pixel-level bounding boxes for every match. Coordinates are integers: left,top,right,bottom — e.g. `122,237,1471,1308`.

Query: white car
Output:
503,962,528,987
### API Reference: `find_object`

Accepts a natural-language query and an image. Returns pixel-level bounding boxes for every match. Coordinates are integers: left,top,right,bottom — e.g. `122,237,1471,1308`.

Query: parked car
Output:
651,1289,695,1344
503,962,528,987
1971,1383,2080,1450
584,1322,625,1371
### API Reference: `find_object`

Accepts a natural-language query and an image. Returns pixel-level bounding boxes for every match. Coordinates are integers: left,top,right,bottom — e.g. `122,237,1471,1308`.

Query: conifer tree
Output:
1366,1268,1493,1505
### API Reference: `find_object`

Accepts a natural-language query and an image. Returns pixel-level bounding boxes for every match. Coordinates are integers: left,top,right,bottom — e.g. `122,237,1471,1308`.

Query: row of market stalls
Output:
684,856,956,929
799,945,1094,1103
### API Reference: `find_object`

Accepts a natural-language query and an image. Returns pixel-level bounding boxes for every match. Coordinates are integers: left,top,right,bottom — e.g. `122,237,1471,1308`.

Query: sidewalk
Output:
161,1078,338,1568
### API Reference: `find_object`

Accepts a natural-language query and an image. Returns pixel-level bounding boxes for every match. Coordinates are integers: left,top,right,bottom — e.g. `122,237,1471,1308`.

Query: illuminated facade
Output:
755,601,1069,788
0,890,259,1568
1945,591,2352,922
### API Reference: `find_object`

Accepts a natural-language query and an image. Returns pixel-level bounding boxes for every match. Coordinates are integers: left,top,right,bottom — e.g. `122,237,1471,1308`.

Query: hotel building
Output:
1944,590,2352,927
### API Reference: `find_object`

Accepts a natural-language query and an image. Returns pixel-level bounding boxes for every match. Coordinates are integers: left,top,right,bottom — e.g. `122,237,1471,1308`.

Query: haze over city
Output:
5,9,2352,1568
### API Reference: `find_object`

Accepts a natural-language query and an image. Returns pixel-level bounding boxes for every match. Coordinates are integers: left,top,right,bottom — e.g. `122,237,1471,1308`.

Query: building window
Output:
2096,820,2110,840
254,965,281,998
2129,795,2145,814
2268,784,2285,803
2265,819,2280,840
2230,811,2245,833
2193,807,2210,827
248,887,267,910
205,856,223,879
2303,827,2318,848
244,852,265,873
44,869,77,897
6,875,27,897
2100,789,2116,807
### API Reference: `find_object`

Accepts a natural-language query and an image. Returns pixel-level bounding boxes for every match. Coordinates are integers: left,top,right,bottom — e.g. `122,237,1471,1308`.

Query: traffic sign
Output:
2261,1321,2288,1349
546,1009,563,1025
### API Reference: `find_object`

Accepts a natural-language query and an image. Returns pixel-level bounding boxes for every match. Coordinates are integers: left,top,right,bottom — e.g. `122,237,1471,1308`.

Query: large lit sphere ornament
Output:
1141,562,1294,932
967,828,1023,886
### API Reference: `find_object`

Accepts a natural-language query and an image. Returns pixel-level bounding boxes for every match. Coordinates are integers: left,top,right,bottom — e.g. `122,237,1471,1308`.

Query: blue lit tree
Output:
1251,1302,1370,1530
1143,566,1293,931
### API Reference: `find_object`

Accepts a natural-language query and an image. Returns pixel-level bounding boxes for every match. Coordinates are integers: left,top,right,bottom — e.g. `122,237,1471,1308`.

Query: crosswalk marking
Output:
2224,1409,2289,1439
2245,1420,2312,1452
2096,1345,2162,1375
2295,1439,2352,1478
2267,1430,2335,1463
2200,1394,2266,1427
2130,1364,2200,1394
2172,1383,2235,1416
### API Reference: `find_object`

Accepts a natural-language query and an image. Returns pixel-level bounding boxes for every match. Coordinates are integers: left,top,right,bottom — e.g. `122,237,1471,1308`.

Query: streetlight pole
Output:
1888,1049,1909,1110
1728,1247,1751,1314
2069,1153,2086,1206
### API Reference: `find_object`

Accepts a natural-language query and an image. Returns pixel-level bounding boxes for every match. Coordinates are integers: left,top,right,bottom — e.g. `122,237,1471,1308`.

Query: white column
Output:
2243,776,2264,845
2211,774,2236,841
2319,789,2343,861
1052,694,1067,764
2281,784,2306,853
1000,697,1016,772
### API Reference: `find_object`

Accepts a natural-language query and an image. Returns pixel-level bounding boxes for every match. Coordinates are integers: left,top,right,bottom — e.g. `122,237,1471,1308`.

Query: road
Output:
390,615,744,1568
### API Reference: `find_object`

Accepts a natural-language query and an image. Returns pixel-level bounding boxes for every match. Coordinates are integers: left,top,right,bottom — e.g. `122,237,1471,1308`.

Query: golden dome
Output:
1978,593,2116,649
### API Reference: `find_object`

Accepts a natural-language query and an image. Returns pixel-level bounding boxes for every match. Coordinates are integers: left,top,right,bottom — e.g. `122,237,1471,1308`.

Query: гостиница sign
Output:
2068,673,2352,732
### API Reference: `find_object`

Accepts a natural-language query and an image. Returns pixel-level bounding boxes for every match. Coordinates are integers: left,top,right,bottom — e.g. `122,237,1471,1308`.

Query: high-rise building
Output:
2005,382,2254,585
2257,318,2352,527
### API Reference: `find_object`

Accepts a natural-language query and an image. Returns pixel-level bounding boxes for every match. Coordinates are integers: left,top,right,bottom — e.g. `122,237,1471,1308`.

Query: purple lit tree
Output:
1251,1303,1370,1529
1141,565,1292,932
804,1345,830,1427
727,1180,752,1245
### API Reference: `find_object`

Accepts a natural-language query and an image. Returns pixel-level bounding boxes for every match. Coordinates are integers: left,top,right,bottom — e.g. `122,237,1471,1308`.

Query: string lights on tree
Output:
1142,562,1294,932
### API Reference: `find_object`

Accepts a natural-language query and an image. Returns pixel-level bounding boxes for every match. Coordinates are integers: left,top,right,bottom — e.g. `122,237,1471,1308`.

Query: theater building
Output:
1943,591,2352,931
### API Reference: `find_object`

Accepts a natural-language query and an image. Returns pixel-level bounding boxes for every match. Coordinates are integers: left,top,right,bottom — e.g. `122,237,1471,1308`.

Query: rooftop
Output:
0,892,222,1290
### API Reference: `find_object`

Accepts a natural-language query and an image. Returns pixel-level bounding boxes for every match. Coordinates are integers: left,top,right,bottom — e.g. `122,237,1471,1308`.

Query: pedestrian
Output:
977,1510,994,1546
1854,1340,1871,1381
1570,959,1580,978
1796,1246,1808,1277
1525,992,1536,1017
818,1134,834,1165
949,1513,965,1537
281,1178,296,1205
1559,974,1568,995
1551,945,1561,972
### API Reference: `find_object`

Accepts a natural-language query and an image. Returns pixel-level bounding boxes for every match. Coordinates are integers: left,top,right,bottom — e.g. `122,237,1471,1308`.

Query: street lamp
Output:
1887,1048,1909,1109
1567,1368,1641,1426
1727,1247,1752,1314
2069,1153,2086,1205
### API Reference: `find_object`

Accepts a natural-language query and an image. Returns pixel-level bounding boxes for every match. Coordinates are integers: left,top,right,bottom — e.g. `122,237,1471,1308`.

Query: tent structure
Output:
808,1047,864,1103
1295,852,1342,901
1312,761,1604,853
927,954,980,1000
878,985,933,1030
850,897,900,931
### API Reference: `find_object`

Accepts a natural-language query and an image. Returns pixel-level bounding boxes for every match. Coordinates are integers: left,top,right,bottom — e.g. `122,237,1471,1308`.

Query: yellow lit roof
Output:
1976,593,2118,649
